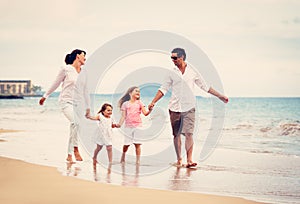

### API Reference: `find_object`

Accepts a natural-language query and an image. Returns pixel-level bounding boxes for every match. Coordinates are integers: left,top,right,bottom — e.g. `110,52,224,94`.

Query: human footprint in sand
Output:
117,86,152,164
87,103,119,166
148,48,228,168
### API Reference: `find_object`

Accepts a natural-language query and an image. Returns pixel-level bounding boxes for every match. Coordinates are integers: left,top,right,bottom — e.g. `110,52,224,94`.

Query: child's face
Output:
130,88,140,99
103,106,112,117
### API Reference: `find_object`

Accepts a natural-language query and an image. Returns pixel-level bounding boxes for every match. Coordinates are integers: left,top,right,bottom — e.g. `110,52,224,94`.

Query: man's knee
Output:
185,133,194,140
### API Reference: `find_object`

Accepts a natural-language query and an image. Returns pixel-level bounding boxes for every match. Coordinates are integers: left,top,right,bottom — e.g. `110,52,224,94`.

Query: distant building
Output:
0,80,32,95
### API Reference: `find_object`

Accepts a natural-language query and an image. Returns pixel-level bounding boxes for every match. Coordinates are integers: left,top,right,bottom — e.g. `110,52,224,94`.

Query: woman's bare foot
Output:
74,147,83,161
66,154,73,163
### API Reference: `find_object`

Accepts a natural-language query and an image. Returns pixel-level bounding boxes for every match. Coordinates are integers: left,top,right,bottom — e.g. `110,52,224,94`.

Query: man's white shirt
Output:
159,65,210,112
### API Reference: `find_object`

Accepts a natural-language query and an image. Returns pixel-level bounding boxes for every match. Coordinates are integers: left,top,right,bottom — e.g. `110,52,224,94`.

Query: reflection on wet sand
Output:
169,167,197,191
93,162,112,183
65,159,196,193
92,161,140,186
121,163,140,187
66,162,81,177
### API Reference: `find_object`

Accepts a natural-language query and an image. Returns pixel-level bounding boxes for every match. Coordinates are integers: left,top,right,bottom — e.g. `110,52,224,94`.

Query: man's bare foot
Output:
186,162,197,168
176,158,183,167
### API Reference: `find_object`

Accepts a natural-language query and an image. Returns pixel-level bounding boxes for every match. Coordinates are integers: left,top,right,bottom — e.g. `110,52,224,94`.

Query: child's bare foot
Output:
136,156,140,164
120,153,126,163
107,163,112,174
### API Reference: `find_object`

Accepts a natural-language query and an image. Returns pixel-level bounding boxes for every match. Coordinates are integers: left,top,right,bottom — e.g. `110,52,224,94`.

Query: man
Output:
148,48,228,167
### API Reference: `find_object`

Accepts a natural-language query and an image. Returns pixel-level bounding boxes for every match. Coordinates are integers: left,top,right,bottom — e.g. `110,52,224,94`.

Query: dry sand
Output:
0,156,264,204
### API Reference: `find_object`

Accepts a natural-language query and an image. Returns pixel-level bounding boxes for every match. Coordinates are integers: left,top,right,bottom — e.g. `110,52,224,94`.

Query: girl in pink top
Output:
117,86,152,164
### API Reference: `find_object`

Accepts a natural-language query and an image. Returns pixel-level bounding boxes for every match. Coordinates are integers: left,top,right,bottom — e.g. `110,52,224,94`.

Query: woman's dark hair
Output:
97,103,113,114
65,49,86,65
118,86,139,108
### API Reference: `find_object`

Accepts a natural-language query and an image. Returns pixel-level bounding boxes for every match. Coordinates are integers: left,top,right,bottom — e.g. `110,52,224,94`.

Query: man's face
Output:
171,53,183,67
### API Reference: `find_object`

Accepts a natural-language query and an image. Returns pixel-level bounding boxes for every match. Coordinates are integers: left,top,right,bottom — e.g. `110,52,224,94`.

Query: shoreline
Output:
0,156,265,204
0,129,22,134
0,129,22,142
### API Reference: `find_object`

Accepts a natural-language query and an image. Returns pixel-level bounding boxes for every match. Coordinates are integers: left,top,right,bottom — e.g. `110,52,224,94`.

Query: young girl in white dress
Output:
88,103,118,165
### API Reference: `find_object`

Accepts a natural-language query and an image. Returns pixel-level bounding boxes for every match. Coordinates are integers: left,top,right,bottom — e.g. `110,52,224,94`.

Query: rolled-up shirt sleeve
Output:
159,75,172,95
195,73,210,92
43,67,65,98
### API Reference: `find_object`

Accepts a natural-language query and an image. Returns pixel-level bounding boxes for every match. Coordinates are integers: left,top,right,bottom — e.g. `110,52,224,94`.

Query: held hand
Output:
39,97,46,105
85,109,91,118
115,124,121,128
148,102,155,110
86,115,93,120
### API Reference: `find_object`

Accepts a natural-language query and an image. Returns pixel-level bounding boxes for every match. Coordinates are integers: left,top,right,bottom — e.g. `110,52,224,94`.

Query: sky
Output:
1,0,300,97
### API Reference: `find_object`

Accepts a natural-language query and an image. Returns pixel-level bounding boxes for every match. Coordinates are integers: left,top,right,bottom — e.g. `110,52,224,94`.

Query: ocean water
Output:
0,96,299,204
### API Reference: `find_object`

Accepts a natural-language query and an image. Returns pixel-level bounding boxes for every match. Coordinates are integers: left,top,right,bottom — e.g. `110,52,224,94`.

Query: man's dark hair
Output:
171,48,186,61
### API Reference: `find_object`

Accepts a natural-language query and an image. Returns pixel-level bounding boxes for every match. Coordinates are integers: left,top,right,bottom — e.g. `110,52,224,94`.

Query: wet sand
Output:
0,129,21,142
0,156,264,204
0,129,21,134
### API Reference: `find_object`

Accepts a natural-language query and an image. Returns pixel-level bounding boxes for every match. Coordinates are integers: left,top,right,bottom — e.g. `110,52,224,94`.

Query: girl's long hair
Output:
118,86,139,108
97,103,113,114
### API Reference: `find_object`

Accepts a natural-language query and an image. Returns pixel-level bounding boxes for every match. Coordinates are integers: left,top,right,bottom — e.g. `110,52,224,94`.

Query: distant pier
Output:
0,80,42,99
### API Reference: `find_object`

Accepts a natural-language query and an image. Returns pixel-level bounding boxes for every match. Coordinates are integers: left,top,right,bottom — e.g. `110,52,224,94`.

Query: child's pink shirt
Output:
121,100,144,128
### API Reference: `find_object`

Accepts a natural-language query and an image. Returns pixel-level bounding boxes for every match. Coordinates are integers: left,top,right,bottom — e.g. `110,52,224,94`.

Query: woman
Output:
39,49,86,163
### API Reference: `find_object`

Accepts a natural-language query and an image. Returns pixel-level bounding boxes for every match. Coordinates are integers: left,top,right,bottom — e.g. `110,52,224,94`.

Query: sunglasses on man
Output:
171,56,179,60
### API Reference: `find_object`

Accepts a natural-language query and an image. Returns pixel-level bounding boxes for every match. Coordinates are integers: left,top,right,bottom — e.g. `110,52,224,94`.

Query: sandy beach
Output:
0,156,264,204
1,96,299,204
0,129,21,142
0,129,20,134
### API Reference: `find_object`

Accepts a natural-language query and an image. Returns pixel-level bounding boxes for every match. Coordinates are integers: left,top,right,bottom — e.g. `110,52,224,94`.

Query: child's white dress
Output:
95,114,113,146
